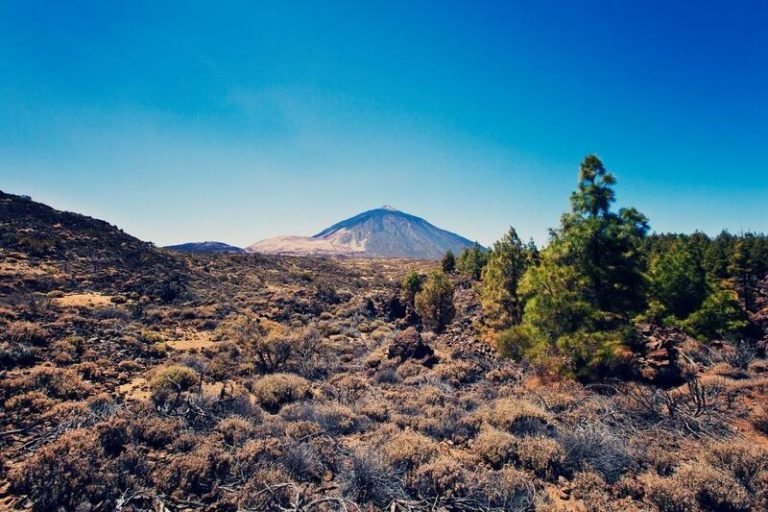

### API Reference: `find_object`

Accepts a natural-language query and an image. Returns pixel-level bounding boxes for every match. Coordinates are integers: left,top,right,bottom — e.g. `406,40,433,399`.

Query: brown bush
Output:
382,431,439,475
149,364,200,408
706,441,768,492
1,367,92,400
234,468,294,509
643,462,750,512
478,397,553,436
9,429,116,511
155,443,232,495
6,321,48,345
751,408,768,436
132,417,179,448
473,428,517,469
216,416,257,446
513,435,564,479
414,456,468,498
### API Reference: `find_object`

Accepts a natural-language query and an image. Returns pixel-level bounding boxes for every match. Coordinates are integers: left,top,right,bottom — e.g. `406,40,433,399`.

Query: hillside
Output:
248,206,476,259
164,241,244,254
0,190,194,301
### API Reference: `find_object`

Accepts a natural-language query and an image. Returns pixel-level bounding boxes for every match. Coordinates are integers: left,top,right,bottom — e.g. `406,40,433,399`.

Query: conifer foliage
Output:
496,155,649,378
488,155,766,379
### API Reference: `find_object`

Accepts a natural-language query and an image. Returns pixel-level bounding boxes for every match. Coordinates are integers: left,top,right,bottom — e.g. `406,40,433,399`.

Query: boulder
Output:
387,327,436,366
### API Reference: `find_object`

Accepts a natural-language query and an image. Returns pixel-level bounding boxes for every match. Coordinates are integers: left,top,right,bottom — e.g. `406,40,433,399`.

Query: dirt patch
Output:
53,293,114,308
166,331,218,351
118,376,149,401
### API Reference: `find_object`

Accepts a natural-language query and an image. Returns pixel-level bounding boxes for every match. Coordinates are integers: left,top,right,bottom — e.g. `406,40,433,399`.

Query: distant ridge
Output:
247,206,475,259
164,241,244,254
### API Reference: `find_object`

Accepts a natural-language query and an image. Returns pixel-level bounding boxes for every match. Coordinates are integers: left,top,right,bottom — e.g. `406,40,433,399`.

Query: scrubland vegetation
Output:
1,156,768,511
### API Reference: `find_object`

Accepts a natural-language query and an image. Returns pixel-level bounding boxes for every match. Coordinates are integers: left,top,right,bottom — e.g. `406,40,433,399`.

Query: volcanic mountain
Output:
246,206,476,259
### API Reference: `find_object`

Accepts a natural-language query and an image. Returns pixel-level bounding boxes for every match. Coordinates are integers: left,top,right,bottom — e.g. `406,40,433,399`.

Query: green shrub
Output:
680,286,747,340
252,373,310,413
401,271,422,305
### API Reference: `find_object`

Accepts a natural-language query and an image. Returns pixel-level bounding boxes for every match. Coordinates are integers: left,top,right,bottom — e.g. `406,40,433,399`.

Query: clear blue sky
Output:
1,0,766,247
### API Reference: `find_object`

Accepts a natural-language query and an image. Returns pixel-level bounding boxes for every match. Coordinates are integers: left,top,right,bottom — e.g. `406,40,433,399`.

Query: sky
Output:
1,0,766,247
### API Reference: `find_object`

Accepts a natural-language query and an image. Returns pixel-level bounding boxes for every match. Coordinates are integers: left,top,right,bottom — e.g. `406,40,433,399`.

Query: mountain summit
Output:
247,206,475,259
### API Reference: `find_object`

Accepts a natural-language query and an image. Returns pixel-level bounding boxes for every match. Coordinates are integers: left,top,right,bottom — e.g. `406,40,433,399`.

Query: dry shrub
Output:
9,429,115,511
238,438,285,472
281,401,362,435
751,408,768,436
414,456,468,498
132,417,179,448
5,321,48,345
643,461,750,512
216,416,257,446
340,448,404,506
155,443,232,495
479,467,536,511
382,431,439,473
559,423,631,482
479,397,553,436
150,364,199,392
1,366,92,400
513,436,564,479
473,428,517,469
252,373,310,413
569,471,645,512
706,440,768,492
434,359,484,386
234,468,294,509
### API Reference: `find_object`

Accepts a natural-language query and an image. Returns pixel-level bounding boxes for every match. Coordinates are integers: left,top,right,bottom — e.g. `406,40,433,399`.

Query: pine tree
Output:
648,239,708,319
441,250,456,273
728,238,754,311
415,270,455,333
481,227,529,330
506,155,648,379
457,243,488,280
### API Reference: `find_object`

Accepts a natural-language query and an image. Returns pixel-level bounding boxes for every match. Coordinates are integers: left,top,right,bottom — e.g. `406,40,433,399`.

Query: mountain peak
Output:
247,206,475,259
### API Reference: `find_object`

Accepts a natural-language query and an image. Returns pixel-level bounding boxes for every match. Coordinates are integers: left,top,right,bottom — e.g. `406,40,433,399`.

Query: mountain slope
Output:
0,190,193,300
247,206,475,259
164,241,244,253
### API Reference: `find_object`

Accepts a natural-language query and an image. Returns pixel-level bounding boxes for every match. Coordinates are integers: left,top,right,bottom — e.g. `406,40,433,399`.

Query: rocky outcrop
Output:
387,327,436,366
633,324,696,386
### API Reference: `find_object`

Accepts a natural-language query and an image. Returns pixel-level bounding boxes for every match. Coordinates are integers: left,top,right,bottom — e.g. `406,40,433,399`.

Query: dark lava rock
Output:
387,327,436,366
